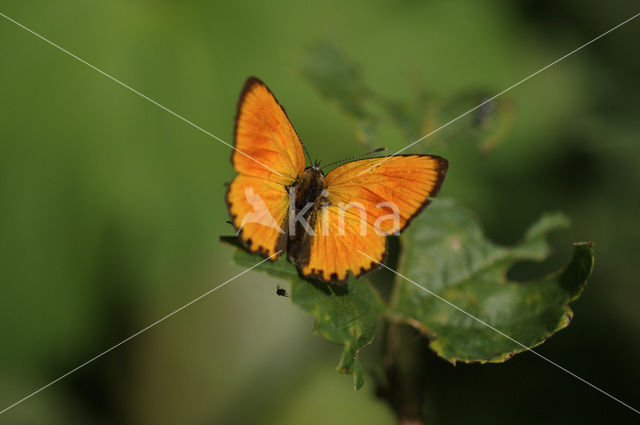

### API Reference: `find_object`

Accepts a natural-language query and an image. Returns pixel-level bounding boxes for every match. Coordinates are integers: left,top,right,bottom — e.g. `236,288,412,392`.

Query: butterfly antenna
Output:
320,147,386,171
300,139,313,166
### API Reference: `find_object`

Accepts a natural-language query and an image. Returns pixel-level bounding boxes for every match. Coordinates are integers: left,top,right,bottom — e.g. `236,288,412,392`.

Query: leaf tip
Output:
572,240,595,248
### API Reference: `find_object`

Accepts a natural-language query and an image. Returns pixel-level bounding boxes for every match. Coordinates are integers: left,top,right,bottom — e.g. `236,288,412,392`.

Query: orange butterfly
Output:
227,77,448,282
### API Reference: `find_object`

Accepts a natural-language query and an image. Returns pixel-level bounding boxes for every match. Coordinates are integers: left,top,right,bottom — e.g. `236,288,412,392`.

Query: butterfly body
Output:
286,165,328,270
289,165,327,214
227,77,448,282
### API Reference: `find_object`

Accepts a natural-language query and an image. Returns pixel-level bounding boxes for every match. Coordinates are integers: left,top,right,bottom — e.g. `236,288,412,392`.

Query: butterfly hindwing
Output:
299,203,387,282
226,175,288,257
298,155,448,281
227,77,306,259
226,78,449,279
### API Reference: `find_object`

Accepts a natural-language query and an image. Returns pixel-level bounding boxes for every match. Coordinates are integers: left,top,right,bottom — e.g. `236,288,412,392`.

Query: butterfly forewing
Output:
227,78,305,258
227,78,449,280
295,155,448,281
324,155,448,234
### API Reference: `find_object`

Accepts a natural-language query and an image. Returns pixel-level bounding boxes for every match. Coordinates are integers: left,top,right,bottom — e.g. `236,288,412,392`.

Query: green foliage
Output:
224,199,593,387
391,199,593,363
223,42,594,392
229,247,384,390
299,40,379,146
299,40,514,153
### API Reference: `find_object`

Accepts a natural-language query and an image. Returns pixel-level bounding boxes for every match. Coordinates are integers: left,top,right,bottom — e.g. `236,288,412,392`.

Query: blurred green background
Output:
1,1,639,424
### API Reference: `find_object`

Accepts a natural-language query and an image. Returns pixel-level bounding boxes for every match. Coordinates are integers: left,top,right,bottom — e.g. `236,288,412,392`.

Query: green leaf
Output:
299,40,514,154
228,243,385,389
436,93,515,154
299,40,379,146
391,199,594,363
375,90,433,145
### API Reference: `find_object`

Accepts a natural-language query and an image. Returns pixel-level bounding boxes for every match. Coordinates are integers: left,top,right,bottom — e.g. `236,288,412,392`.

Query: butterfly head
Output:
307,160,324,176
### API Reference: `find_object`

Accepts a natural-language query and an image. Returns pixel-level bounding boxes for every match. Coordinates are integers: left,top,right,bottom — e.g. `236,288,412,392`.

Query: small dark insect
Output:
276,285,289,297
